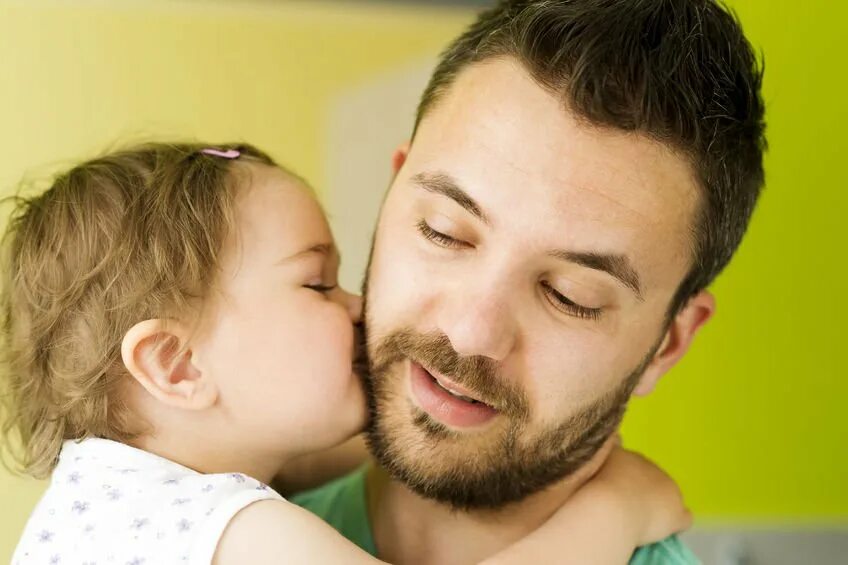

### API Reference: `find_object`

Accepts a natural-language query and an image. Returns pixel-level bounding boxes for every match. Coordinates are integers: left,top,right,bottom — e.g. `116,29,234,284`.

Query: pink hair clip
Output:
200,148,241,159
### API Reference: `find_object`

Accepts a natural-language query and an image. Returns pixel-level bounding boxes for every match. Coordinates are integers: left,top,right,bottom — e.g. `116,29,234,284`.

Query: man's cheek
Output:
373,244,419,303
537,366,602,417
523,351,584,413
366,254,408,334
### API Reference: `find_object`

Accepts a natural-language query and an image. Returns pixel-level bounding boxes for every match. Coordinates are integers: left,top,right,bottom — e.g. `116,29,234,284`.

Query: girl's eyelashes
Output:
416,219,469,249
304,283,337,294
541,281,603,321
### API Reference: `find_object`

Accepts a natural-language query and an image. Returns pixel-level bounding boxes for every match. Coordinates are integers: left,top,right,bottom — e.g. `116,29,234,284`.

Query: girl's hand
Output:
482,435,691,565
589,439,692,545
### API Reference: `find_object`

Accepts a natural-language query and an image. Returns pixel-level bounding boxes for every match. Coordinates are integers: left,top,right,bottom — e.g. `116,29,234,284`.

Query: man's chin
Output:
365,407,557,511
363,370,545,510
364,384,626,511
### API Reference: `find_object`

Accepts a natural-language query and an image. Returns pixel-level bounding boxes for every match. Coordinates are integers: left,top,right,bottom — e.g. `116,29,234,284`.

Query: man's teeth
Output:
434,378,479,404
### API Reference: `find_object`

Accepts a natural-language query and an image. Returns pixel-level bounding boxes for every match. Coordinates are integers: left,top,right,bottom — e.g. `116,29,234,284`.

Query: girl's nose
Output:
337,288,362,322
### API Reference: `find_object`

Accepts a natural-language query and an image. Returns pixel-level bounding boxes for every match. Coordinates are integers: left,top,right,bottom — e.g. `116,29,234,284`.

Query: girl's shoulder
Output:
12,438,282,565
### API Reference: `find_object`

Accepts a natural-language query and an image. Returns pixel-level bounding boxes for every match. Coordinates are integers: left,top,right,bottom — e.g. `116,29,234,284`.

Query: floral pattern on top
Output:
12,438,283,565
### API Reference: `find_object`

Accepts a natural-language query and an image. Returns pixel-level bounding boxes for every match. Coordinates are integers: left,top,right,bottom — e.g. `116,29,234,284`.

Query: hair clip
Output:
200,148,241,159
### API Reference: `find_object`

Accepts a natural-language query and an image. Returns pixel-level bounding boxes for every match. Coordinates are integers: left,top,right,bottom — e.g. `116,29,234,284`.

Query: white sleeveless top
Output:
12,438,283,565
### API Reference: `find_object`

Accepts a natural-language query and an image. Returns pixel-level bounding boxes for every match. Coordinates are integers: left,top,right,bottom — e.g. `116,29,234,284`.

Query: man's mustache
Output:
368,329,530,420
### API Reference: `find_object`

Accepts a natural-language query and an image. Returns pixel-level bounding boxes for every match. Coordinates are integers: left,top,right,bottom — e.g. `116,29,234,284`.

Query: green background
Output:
624,0,847,520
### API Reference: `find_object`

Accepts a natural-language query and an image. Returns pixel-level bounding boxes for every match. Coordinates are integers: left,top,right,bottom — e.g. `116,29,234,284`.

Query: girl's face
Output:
191,162,365,457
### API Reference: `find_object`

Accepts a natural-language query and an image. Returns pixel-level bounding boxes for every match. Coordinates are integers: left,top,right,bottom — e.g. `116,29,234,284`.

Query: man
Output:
295,0,765,563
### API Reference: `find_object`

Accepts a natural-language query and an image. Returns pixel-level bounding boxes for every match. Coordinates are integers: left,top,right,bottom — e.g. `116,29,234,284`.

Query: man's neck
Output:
367,465,584,565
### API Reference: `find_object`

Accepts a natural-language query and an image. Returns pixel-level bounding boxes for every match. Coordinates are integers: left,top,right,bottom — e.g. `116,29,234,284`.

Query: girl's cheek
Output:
328,307,355,346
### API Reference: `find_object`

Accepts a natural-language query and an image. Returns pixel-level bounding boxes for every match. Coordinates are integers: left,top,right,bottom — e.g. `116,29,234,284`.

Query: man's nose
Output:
438,286,517,362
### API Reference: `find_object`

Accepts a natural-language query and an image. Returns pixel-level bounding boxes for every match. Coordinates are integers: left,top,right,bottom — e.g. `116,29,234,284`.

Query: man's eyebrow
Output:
278,243,334,264
550,250,644,300
411,172,490,225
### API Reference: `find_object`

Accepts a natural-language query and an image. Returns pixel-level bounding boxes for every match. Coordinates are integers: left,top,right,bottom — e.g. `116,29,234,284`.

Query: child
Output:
2,143,690,564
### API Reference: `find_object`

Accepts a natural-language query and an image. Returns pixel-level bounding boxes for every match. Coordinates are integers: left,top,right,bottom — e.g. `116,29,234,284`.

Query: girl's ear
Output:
121,319,217,410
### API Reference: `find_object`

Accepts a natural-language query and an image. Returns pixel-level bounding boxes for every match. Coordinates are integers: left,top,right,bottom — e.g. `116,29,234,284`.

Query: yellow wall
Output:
0,0,476,555
0,0,845,558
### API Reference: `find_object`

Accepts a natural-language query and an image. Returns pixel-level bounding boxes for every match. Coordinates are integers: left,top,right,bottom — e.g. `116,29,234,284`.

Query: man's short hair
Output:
414,0,766,314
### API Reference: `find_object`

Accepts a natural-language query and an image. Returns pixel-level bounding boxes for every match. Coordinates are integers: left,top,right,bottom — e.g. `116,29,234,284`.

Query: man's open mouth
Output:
408,360,499,428
428,371,486,405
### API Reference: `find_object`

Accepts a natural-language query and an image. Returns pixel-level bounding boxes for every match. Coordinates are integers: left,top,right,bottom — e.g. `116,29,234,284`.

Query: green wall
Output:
624,0,848,521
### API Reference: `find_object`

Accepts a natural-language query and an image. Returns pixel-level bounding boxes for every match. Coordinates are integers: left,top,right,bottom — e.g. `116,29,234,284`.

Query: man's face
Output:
363,58,706,509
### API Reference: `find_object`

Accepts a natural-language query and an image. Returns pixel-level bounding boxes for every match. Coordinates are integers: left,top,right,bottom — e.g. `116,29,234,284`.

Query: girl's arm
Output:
222,439,688,565
214,497,388,565
484,444,692,565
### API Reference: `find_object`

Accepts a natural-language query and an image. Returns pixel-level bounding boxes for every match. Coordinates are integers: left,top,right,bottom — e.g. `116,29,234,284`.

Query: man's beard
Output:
360,327,658,511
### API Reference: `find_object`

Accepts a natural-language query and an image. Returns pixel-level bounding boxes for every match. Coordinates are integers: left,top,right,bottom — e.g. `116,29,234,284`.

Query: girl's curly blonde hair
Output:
0,142,276,478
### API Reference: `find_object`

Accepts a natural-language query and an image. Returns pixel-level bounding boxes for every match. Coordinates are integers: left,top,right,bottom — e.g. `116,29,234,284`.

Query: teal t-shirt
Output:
293,466,700,564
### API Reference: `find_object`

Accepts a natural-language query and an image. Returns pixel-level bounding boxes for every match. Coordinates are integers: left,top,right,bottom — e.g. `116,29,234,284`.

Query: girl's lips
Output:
408,360,499,428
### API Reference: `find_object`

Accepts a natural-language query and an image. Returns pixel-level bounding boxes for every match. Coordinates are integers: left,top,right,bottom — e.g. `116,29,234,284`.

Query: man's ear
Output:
121,319,217,410
391,141,411,176
633,290,716,396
